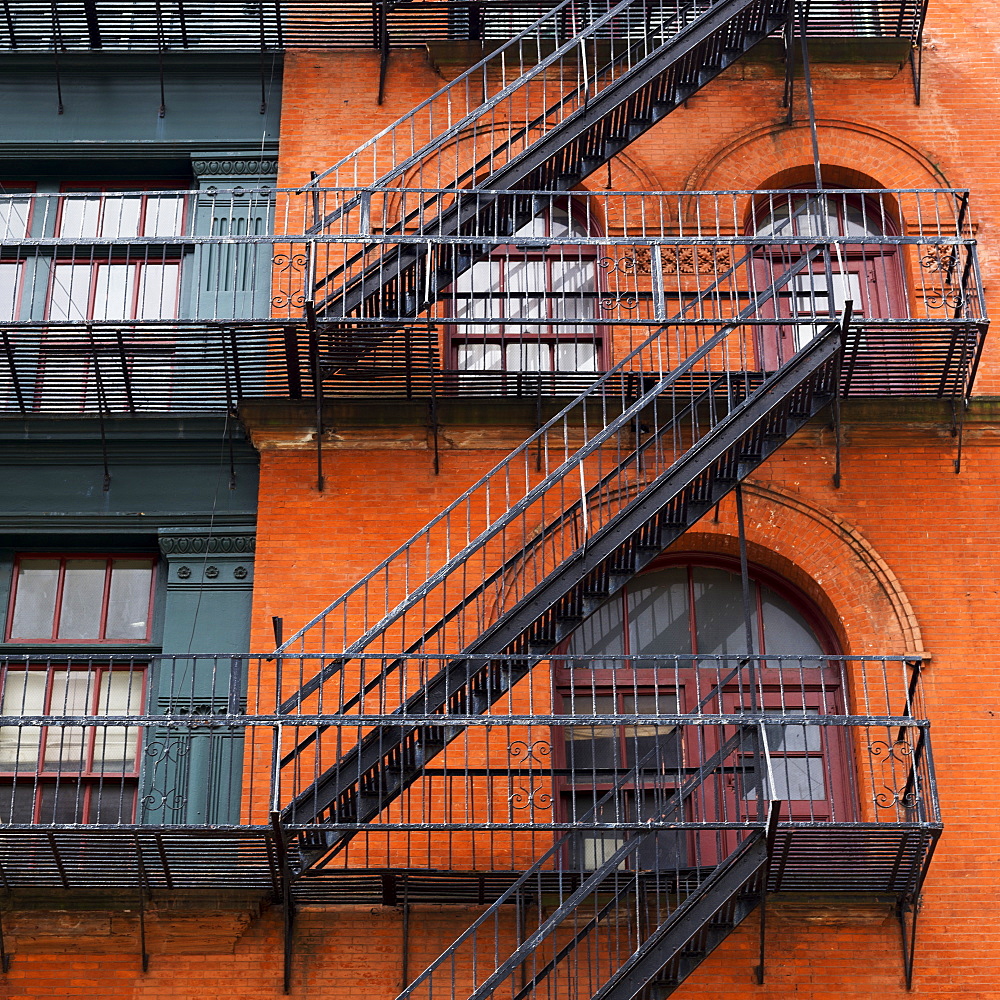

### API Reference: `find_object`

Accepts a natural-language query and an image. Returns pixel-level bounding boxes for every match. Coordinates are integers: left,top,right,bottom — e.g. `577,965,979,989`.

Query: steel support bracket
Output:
897,891,920,990
0,906,10,973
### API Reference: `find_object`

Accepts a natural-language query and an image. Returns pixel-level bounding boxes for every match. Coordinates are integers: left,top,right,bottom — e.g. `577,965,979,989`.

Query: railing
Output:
0,187,985,412
0,654,938,844
0,1,927,52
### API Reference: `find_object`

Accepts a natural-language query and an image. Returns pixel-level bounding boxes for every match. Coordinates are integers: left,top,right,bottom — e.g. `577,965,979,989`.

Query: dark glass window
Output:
7,555,155,643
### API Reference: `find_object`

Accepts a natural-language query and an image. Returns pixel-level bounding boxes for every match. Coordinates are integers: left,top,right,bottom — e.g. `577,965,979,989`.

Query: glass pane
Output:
105,559,153,640
556,342,598,371
770,756,826,801
505,258,547,324
457,343,502,371
627,567,692,654
94,671,143,768
88,780,136,822
136,263,180,320
0,196,31,239
760,589,823,656
37,782,85,824
43,673,92,771
92,263,137,321
0,671,46,769
143,196,184,236
0,783,38,823
98,196,141,238
763,708,821,752
549,258,596,336
505,341,550,372
0,263,21,321
565,694,619,772
9,559,60,639
567,595,624,656
623,693,680,769
47,263,94,321
57,559,107,640
58,197,102,238
691,567,757,655
568,793,627,870
453,260,500,334
844,200,884,237
634,790,684,869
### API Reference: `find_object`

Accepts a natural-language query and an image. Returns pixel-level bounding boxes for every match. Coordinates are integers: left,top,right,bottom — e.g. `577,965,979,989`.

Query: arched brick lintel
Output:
665,482,925,658
687,119,951,194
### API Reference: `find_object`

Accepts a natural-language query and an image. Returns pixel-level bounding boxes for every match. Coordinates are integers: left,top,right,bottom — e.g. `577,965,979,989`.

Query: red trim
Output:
447,196,609,372
6,554,156,643
0,661,146,823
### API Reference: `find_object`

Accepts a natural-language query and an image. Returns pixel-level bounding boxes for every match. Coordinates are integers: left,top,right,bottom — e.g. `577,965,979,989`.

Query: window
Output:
47,187,187,323
450,200,602,378
0,663,144,823
750,191,906,368
562,689,682,869
6,555,155,643
558,559,852,861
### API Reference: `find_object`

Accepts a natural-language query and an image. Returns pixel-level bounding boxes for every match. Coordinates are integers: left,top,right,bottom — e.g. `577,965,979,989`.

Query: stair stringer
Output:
282,326,842,858
593,832,768,1000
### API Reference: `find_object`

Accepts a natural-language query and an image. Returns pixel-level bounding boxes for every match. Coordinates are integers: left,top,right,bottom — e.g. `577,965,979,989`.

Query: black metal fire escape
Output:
310,0,791,343
273,3,878,997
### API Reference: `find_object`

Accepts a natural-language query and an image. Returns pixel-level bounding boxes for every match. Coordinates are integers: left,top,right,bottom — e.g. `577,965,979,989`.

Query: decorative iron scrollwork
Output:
508,739,552,811
924,290,963,311
598,256,640,311
140,739,192,813
598,254,640,275
271,252,309,310
919,244,960,273
868,739,919,810
509,787,553,810
508,739,551,764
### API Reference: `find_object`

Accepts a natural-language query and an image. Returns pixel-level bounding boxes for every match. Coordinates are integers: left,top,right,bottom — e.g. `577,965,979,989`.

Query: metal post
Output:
0,908,10,973
270,812,297,995
135,838,150,973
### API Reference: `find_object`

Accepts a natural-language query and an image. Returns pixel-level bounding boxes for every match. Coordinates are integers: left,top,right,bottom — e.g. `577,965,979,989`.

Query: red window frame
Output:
448,198,607,375
748,192,908,370
5,553,157,644
0,182,35,323
554,556,855,856
0,661,146,824
45,182,189,325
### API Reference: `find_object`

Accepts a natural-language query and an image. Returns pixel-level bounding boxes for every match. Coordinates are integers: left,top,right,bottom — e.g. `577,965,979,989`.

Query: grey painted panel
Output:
0,55,282,147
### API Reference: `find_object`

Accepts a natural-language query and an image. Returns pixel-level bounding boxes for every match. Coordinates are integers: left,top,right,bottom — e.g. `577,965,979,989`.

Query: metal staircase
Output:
307,0,790,331
387,733,777,1000
279,292,842,867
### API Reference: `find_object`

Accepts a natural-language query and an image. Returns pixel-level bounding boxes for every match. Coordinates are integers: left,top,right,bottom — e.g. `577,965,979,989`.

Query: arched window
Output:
750,190,906,368
449,199,602,378
558,559,852,867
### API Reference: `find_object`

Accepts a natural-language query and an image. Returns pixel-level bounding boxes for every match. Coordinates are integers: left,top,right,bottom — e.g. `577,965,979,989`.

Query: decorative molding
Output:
192,158,278,179
158,530,256,558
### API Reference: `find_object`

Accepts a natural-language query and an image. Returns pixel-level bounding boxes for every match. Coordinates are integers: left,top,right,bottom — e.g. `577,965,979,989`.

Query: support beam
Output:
270,812,297,995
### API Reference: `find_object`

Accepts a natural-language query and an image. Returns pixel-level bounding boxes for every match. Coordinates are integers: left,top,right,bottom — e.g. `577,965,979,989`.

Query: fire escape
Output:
0,1,981,995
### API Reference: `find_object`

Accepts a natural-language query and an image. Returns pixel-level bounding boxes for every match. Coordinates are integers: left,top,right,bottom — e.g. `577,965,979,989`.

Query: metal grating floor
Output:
0,823,940,903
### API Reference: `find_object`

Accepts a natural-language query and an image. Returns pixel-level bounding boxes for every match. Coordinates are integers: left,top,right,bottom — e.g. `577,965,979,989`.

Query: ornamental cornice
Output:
158,529,256,558
192,158,278,178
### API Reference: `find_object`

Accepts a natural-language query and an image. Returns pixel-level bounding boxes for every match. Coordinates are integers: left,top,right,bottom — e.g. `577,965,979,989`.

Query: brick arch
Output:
686,119,950,194
664,482,924,656
387,121,660,206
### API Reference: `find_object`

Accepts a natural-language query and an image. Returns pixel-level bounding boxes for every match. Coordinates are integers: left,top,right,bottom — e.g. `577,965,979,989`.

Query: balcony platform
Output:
0,822,939,903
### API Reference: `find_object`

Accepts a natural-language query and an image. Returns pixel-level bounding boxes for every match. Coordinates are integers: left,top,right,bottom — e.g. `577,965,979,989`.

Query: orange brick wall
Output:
218,1,1000,994
9,1,1000,997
